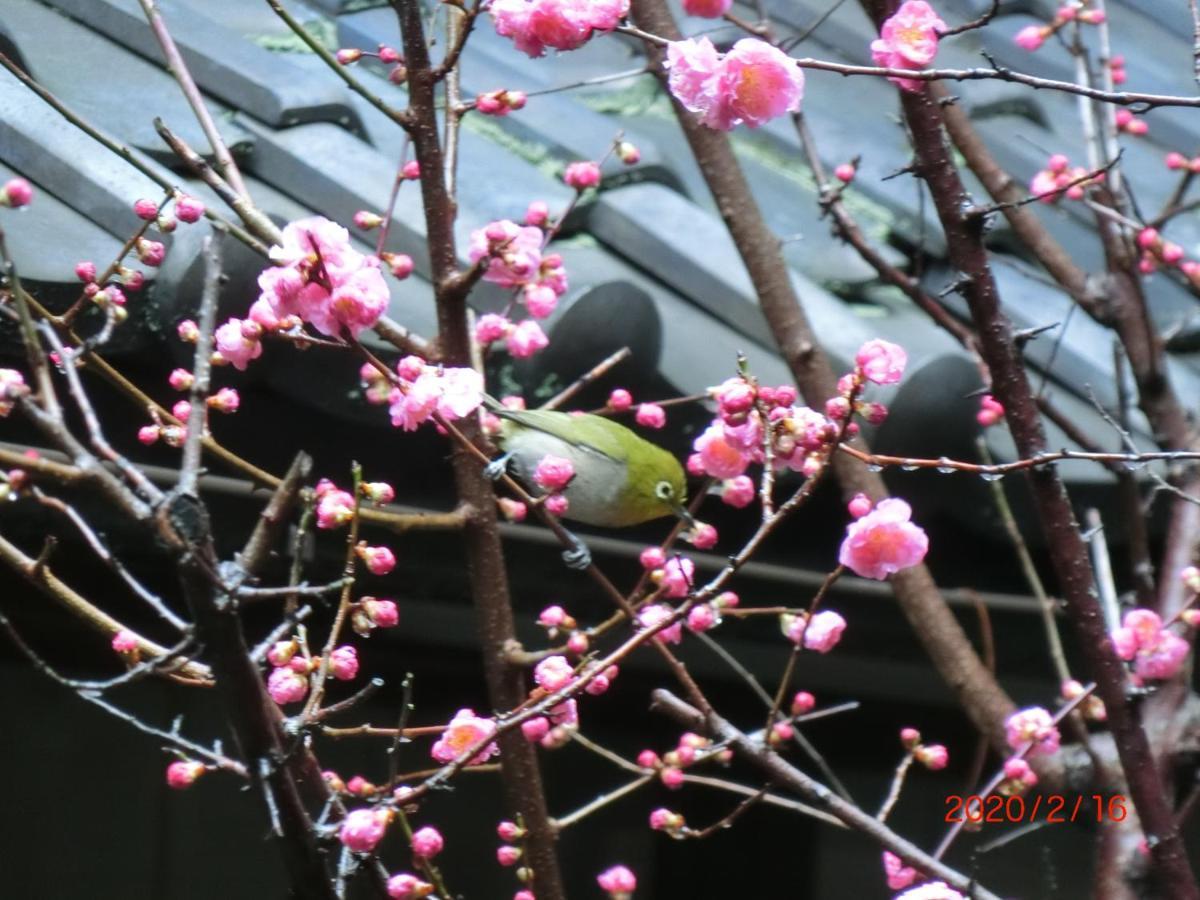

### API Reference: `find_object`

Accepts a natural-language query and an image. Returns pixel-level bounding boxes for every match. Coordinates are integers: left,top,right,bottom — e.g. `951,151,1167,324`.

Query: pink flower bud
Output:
266,641,297,667
207,387,240,414
538,605,568,628
521,717,551,743
544,494,569,516
597,864,637,895
637,749,660,769
791,690,816,716
330,645,359,681
498,845,522,866
136,238,166,267
683,523,715,551
661,766,684,789
639,546,666,570
171,400,192,422
686,604,717,633
166,760,206,789
267,666,308,705
1013,25,1046,51
563,161,602,190
534,455,575,492
498,497,527,521
358,544,397,576
1137,227,1160,249
354,210,384,230
381,252,415,279
900,727,921,746
635,403,666,429
834,162,856,183
855,338,907,385
340,808,390,853
567,632,589,655
175,195,205,223
616,141,641,165
337,48,363,64
402,161,421,180
848,493,872,518
524,200,550,227
497,820,525,841
363,597,400,628
607,388,633,411
1167,152,1188,170
133,198,159,220
410,826,443,858
505,320,549,358
2,178,33,207
112,630,139,653
75,261,97,283
386,873,432,899
916,743,949,770
137,425,161,445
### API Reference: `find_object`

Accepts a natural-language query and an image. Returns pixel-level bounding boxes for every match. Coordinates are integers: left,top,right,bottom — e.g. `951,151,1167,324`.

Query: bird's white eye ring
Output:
655,481,674,500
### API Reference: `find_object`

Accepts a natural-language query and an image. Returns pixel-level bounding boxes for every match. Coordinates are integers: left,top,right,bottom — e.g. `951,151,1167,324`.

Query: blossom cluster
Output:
1014,2,1107,52
385,355,484,431
489,0,628,58
636,731,727,791
1029,153,1105,205
1111,608,1190,682
665,37,804,131
1004,706,1061,756
250,216,390,345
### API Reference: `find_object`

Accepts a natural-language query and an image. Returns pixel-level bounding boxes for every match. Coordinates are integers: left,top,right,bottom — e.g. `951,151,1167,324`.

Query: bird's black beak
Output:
672,502,696,529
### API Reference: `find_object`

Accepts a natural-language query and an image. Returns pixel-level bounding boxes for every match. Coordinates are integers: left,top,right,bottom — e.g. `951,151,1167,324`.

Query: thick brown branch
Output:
873,8,1195,887
630,0,1016,755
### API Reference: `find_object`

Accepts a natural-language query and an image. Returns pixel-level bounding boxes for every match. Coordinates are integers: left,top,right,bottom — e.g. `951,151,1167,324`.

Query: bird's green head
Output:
618,437,689,528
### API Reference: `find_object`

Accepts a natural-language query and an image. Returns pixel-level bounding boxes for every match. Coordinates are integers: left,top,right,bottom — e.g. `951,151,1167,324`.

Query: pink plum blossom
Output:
469,220,543,287
640,546,666,570
784,610,847,653
111,630,138,654
431,709,499,764
791,691,816,715
870,1,947,92
665,37,804,131
608,388,633,411
506,320,550,357
214,318,263,371
637,603,683,645
340,808,390,853
1005,707,1060,756
693,423,751,479
721,475,756,508
838,498,929,580
256,217,388,339
534,654,575,691
855,339,908,385
388,365,484,431
490,0,628,58
660,557,694,597
883,852,918,890
316,488,356,529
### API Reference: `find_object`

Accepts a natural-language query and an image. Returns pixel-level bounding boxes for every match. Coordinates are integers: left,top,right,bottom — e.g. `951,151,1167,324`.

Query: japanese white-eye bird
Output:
483,401,690,567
